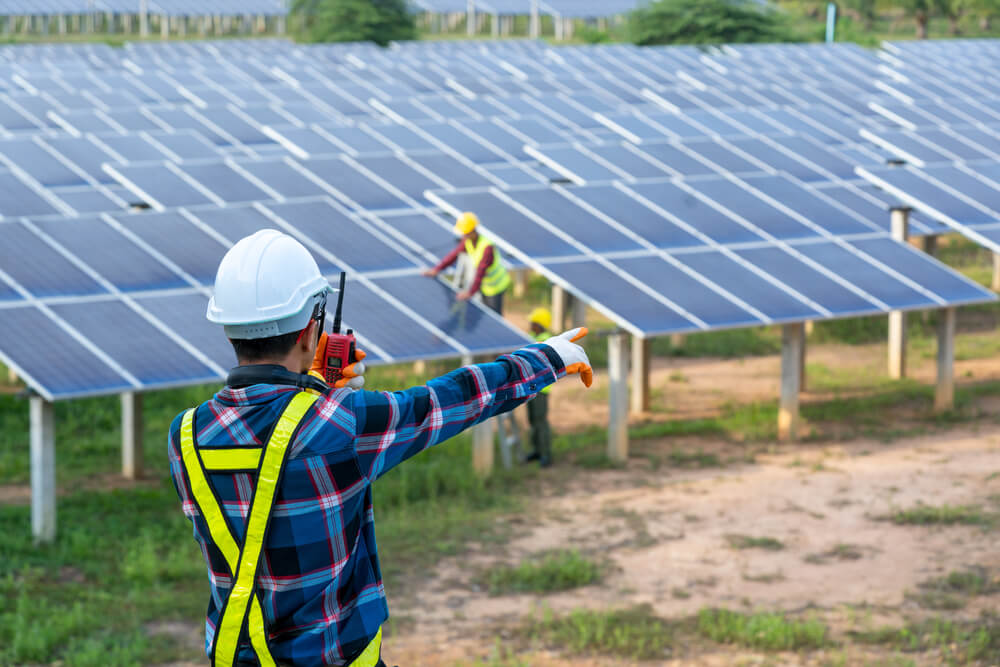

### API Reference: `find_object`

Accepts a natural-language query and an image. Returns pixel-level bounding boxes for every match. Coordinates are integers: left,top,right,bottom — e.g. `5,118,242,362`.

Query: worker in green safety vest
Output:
422,212,512,315
524,307,554,467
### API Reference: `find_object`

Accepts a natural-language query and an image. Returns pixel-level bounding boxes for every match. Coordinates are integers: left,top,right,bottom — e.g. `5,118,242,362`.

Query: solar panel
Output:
106,163,218,209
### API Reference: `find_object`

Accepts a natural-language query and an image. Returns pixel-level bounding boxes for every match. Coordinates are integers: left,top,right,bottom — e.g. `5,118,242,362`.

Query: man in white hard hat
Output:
168,229,593,667
422,211,511,315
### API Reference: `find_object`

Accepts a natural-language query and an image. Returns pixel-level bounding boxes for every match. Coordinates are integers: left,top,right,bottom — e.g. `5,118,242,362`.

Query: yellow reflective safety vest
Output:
533,331,552,394
465,235,511,297
178,391,382,667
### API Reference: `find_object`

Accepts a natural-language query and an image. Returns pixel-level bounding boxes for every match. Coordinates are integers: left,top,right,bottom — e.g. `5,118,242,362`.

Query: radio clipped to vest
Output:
321,272,357,386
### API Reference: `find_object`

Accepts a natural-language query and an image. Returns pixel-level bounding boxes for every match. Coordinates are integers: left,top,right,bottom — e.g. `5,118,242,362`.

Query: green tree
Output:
900,0,933,38
936,0,968,34
290,0,416,46
842,0,877,30
975,0,1000,30
628,0,793,46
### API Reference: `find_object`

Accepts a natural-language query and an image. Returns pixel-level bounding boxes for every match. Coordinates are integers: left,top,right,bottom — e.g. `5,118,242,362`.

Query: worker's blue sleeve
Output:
349,343,563,482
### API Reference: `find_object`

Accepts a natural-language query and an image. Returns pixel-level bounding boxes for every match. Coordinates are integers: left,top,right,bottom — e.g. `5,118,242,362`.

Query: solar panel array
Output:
410,0,643,17
0,38,995,401
0,1,286,16
855,40,1000,251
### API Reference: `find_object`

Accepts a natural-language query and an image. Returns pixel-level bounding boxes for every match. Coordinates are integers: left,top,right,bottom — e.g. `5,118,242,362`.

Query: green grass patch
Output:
697,608,828,651
725,534,784,551
907,568,998,611
804,543,864,565
483,550,602,595
653,327,781,359
887,504,996,527
851,615,1000,664
532,605,674,660
666,449,722,468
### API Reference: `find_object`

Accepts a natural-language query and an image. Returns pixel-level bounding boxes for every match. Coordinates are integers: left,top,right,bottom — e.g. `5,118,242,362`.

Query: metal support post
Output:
800,324,807,392
554,13,564,40
466,0,475,35
160,13,168,38
630,336,650,415
530,0,539,37
464,355,494,475
7,367,16,384
608,332,629,462
276,13,285,35
889,208,910,379
570,295,587,328
779,323,804,441
122,392,144,480
139,0,148,36
935,307,956,413
992,253,1000,292
492,12,499,37
551,284,567,332
31,397,56,543
512,268,528,298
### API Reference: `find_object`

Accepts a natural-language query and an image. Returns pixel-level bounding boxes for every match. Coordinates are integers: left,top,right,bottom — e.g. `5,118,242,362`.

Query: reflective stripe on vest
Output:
533,330,552,394
179,391,319,667
465,235,511,297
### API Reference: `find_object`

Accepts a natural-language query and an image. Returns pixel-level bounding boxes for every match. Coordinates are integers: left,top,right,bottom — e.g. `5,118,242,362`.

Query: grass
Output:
804,543,864,565
696,608,828,651
531,605,674,661
725,534,785,551
886,504,997,527
483,550,602,595
851,615,1000,664
907,568,998,611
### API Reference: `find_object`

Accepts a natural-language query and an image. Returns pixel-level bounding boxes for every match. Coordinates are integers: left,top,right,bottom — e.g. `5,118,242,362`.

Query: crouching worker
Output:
168,229,593,667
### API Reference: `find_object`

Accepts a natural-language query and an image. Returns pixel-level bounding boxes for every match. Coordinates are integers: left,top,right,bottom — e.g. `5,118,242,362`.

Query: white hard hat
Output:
207,229,332,340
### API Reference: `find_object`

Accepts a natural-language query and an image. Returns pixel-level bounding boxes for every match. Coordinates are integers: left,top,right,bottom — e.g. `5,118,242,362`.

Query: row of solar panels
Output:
0,0,286,15
410,0,644,17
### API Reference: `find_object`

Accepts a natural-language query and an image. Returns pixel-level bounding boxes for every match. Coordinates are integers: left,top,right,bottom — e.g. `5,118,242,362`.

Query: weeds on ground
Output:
851,614,1000,664
725,534,785,551
531,605,674,660
886,504,996,527
804,543,864,565
696,608,828,650
907,567,999,610
483,550,602,595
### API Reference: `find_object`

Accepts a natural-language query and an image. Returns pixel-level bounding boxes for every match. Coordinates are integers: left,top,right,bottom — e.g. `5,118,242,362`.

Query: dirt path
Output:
384,427,1000,665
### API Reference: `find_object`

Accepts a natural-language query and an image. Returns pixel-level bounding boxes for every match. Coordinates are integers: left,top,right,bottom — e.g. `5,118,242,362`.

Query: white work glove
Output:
542,327,594,388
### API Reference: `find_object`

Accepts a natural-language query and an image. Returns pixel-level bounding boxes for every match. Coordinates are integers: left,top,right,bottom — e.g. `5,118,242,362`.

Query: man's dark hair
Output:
230,331,302,363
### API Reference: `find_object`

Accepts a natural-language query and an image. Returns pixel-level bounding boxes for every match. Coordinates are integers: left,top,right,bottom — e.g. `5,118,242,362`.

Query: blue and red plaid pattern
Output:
168,343,563,667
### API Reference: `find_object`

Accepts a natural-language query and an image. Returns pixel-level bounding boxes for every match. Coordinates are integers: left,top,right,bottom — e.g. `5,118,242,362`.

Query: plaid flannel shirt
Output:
168,343,564,667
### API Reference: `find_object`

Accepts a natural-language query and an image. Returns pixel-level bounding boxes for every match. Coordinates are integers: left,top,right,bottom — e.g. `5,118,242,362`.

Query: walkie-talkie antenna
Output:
332,272,346,334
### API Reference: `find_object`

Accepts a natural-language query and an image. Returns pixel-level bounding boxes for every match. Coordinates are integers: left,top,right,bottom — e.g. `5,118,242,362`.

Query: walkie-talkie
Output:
322,272,357,386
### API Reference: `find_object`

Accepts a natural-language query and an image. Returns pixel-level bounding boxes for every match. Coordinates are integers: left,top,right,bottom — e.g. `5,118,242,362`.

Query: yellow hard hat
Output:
528,307,552,330
454,212,479,235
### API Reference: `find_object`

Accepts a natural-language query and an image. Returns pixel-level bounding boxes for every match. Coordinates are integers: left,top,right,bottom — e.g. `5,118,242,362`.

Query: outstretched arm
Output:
351,330,591,481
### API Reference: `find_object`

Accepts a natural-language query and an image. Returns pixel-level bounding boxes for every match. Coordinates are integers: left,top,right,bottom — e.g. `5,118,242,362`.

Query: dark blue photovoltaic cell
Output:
52,110,119,134
354,155,441,200
0,137,86,187
91,134,167,163
0,99,42,130
371,275,530,353
717,109,789,135
634,141,718,176
299,157,409,210
643,112,707,139
372,211,455,258
484,163,546,186
456,120,529,158
739,175,878,236
821,183,947,235
104,109,162,132
113,211,229,284
264,200,414,273
267,127,345,157
150,108,226,145
41,136,118,183
681,139,768,174
0,305,130,398
849,237,992,304
685,110,747,136
367,124,437,152
180,163,271,204
33,216,186,292
920,166,1000,214
0,172,60,217
588,145,669,179
872,130,953,164
612,255,762,328
146,131,221,161
791,240,931,309
567,184,703,249
430,190,576,258
672,250,821,321
534,146,621,181
0,223,106,297
236,160,328,199
51,299,216,384
970,163,1000,195
918,129,995,162
734,246,877,314
767,135,863,181
543,259,694,334
864,167,996,225
626,181,765,244
506,188,642,252
417,122,506,163
407,153,495,189
951,128,1000,158
132,291,236,371
0,274,22,302
108,164,215,208
337,280,451,361
724,137,828,182
197,108,273,145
